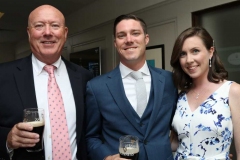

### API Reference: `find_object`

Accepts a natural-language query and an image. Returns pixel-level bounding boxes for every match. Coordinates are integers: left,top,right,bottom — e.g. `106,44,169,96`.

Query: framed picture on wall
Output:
146,44,165,69
70,47,101,77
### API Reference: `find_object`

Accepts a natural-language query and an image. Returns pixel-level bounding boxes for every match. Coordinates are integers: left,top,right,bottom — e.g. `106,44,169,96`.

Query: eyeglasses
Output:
30,23,62,31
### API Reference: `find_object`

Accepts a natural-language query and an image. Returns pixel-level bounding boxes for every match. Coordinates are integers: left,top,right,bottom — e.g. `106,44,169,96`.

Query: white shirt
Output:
119,62,151,111
32,55,77,160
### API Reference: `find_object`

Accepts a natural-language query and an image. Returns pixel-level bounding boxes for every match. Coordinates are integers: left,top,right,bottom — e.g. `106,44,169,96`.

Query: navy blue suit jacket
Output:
0,55,92,160
86,65,178,160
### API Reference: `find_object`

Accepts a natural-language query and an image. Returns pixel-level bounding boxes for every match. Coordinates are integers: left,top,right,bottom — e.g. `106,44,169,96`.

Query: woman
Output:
170,27,240,160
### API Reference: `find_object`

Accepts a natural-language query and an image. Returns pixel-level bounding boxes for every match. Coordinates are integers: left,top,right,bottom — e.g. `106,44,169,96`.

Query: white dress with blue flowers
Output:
172,81,233,160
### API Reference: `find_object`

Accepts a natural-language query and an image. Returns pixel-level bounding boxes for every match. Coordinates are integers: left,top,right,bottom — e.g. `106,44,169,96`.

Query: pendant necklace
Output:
192,89,201,99
195,92,200,99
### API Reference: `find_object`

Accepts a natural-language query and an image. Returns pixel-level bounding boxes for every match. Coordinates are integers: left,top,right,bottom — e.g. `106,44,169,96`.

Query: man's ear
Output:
114,39,117,48
145,34,149,45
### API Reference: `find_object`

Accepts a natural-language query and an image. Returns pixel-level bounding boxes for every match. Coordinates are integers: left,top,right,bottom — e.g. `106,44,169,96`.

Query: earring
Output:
209,58,212,68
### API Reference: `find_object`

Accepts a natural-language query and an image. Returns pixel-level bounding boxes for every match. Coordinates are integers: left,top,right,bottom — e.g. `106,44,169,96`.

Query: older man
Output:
0,5,92,160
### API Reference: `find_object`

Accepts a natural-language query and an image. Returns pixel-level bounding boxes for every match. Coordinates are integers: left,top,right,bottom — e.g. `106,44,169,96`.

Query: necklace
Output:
192,89,201,99
195,92,200,99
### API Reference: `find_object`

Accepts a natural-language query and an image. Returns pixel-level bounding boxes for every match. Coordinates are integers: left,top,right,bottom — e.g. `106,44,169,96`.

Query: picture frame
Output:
146,44,165,69
70,47,101,77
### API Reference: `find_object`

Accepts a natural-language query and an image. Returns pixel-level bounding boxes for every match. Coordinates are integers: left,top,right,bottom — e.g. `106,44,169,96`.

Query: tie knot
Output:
44,65,56,74
131,71,143,80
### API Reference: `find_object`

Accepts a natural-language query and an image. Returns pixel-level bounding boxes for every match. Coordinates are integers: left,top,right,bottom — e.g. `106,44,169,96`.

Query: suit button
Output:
140,122,144,127
144,140,148,145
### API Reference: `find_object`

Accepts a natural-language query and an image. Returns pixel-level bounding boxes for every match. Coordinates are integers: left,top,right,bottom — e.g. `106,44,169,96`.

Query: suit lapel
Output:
14,55,38,110
145,67,165,136
63,59,84,144
64,59,83,108
106,67,144,135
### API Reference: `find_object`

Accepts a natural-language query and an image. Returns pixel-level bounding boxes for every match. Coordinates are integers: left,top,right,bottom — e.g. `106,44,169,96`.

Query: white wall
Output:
15,0,236,73
66,0,166,35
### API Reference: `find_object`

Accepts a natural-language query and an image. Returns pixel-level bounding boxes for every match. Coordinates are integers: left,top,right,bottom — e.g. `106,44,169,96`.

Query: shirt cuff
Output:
6,142,14,159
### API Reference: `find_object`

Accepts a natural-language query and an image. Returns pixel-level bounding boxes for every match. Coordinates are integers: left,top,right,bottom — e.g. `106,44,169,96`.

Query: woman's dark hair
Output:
113,14,147,38
170,26,228,92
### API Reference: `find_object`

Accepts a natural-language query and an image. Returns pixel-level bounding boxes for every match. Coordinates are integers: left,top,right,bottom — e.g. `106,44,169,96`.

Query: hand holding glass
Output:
119,135,139,160
23,108,45,152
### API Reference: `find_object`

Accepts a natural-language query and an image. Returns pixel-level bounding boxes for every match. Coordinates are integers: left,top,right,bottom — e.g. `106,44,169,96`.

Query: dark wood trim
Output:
146,44,165,69
192,1,240,26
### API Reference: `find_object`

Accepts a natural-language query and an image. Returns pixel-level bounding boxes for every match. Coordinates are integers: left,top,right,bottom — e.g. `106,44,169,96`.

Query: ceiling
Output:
0,0,97,44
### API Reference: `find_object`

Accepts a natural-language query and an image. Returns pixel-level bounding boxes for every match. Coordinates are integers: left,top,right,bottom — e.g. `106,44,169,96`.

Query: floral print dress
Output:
172,81,233,160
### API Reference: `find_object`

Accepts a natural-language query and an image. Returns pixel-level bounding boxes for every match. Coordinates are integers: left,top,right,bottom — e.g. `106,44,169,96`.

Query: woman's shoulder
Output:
229,81,240,101
228,81,240,126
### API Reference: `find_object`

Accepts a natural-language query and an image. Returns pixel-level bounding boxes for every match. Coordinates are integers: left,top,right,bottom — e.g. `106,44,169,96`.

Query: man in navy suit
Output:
0,5,92,160
86,14,178,160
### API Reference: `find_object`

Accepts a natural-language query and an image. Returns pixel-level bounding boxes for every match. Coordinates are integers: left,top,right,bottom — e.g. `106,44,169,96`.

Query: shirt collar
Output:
32,54,62,75
119,61,150,79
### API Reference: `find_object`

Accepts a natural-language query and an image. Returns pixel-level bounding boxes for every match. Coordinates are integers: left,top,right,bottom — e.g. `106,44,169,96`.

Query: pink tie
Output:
44,65,72,160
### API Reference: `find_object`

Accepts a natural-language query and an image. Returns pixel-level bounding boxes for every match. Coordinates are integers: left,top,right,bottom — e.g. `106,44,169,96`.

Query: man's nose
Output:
43,24,52,35
125,34,133,43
